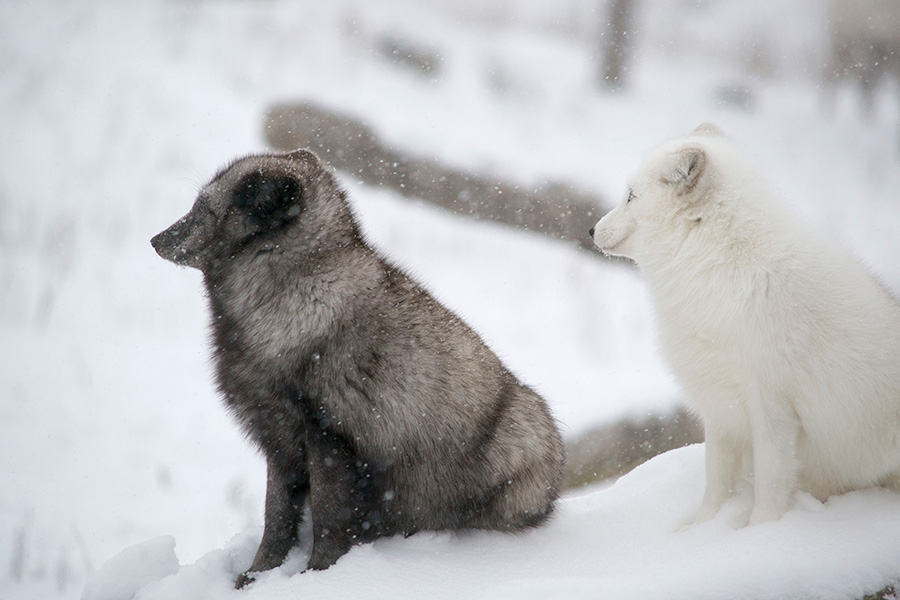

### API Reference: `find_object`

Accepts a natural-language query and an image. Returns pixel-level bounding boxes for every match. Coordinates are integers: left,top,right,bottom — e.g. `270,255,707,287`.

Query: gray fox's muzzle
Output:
151,208,214,270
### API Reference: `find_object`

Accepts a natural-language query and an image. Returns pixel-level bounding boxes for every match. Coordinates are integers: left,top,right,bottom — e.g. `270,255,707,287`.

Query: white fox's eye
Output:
626,189,635,203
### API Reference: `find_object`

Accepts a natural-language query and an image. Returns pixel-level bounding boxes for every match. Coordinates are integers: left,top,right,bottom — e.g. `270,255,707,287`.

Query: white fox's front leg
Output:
747,391,801,525
693,425,743,525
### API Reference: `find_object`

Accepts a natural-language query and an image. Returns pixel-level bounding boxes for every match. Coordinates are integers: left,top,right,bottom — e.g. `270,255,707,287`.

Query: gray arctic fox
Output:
151,149,565,587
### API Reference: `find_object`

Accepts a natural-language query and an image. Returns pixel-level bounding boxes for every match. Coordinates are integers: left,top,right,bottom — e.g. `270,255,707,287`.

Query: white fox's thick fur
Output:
591,124,900,526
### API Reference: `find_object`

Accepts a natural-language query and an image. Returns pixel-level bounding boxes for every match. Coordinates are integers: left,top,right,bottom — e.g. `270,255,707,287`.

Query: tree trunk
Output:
599,0,635,91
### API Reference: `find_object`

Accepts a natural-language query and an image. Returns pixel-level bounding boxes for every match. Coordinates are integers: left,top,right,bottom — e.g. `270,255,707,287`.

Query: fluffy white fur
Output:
591,124,900,526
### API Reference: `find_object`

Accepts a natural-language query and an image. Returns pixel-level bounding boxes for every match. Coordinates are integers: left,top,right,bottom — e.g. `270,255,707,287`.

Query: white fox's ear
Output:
662,147,706,195
691,123,723,137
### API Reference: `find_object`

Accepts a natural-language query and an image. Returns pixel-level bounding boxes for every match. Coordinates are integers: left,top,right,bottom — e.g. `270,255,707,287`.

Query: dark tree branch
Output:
263,101,609,253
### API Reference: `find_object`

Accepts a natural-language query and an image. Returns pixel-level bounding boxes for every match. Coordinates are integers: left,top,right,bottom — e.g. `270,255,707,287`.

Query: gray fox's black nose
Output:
588,227,595,238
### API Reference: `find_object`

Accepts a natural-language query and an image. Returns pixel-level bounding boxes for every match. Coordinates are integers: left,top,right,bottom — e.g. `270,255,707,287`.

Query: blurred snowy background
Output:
2,1,899,598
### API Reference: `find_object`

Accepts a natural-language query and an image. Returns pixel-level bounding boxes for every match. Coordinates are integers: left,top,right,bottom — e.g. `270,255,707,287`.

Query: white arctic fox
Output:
591,124,900,526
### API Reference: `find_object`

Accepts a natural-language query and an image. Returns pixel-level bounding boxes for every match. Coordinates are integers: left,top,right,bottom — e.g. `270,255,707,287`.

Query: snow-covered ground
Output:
2,1,899,599
81,445,900,600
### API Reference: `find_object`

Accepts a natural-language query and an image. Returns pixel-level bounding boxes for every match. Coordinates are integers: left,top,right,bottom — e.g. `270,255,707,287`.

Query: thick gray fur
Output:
151,149,565,587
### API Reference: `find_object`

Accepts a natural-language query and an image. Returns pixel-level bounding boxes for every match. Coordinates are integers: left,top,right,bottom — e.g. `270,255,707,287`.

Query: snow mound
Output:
80,536,178,600
85,446,900,600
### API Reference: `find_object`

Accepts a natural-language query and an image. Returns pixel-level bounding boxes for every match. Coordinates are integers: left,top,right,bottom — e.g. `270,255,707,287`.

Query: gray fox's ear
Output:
285,148,320,163
232,171,303,229
662,147,707,195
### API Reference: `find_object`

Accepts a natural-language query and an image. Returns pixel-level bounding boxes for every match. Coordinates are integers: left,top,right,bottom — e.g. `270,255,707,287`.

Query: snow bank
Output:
80,537,179,600
85,446,900,600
